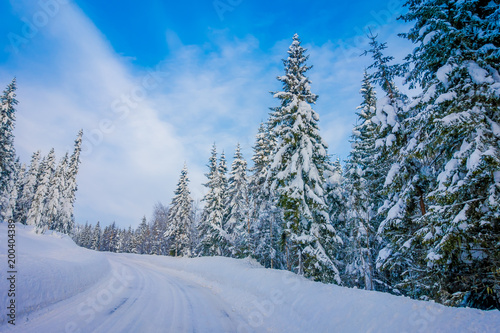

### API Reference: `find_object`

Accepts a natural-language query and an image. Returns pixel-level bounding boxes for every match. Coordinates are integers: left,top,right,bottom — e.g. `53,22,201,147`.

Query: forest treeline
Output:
2,0,498,310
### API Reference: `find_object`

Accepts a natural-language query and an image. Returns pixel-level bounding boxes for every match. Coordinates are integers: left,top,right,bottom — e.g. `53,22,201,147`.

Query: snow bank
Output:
0,223,110,324
1,223,499,332
134,254,500,332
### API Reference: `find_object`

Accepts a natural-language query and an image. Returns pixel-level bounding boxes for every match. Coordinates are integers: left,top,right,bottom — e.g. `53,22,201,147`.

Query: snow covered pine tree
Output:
268,34,342,283
0,78,18,221
377,0,500,309
198,144,230,256
165,164,194,257
224,143,250,258
249,122,283,268
343,71,380,290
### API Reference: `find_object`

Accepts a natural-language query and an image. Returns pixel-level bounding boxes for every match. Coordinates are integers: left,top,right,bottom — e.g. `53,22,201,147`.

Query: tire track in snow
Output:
6,253,250,333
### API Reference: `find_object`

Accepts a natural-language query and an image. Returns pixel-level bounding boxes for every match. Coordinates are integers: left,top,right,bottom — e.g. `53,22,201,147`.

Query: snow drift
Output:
1,222,499,332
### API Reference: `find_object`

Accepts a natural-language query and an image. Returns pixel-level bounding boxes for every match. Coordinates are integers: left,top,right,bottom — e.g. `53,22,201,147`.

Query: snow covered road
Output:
11,254,244,333
1,223,500,332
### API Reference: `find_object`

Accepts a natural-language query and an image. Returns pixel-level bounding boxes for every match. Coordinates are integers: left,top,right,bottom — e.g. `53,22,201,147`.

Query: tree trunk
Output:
417,187,426,216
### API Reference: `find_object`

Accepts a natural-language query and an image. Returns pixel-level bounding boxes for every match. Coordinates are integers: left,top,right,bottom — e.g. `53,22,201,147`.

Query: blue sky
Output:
0,0,414,228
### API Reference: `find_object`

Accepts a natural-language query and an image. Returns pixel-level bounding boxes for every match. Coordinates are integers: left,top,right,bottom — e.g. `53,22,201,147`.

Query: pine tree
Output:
47,154,70,233
15,152,41,224
0,78,18,221
198,144,230,256
354,35,410,293
378,0,500,309
324,158,344,226
224,144,250,257
248,122,283,269
218,150,229,209
343,72,381,290
63,130,83,234
100,222,118,252
101,225,111,252
92,221,102,251
165,164,194,257
117,226,134,253
27,149,55,232
135,216,150,254
268,34,341,283
151,202,169,255
79,222,92,249
150,218,164,255
4,158,21,221
13,161,27,222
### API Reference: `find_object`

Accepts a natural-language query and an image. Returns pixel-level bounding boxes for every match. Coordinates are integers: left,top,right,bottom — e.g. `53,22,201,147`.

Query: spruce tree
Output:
151,218,164,255
152,202,169,255
135,216,150,254
4,159,21,221
268,34,341,283
378,0,500,309
92,221,102,251
82,222,93,249
249,122,283,268
16,154,37,225
357,35,409,293
101,225,111,252
343,72,380,290
0,78,18,221
46,154,67,233
13,161,28,222
198,144,229,256
224,144,250,257
165,164,194,257
63,130,83,234
118,226,134,253
27,149,55,232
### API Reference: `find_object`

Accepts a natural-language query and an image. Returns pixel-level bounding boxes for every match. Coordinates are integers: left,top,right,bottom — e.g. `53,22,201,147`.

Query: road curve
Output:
11,253,248,333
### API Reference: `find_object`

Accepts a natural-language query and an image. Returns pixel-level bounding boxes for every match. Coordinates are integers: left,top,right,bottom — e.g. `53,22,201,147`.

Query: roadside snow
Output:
1,222,499,332
0,223,110,323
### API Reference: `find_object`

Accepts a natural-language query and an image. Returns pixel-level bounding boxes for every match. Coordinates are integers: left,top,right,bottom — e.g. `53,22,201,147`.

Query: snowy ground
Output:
1,223,499,333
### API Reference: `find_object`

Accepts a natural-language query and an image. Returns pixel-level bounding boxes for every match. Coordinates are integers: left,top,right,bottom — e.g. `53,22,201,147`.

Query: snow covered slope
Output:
1,222,499,332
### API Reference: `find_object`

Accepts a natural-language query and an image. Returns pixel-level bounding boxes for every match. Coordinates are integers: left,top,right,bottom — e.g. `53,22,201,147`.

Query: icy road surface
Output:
1,223,500,332
12,254,245,332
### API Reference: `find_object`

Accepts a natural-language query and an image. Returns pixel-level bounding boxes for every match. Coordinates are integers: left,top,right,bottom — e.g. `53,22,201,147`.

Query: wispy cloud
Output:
2,1,414,228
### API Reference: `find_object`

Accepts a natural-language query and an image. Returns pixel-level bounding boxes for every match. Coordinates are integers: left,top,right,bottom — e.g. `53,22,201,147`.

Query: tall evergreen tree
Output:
4,158,21,221
46,154,67,233
356,35,410,293
0,78,18,221
15,152,41,224
268,34,341,283
198,144,229,256
343,72,380,290
27,149,55,232
150,218,164,255
92,221,102,251
135,216,150,254
81,222,93,249
13,161,27,222
378,0,500,309
151,202,170,255
117,226,134,253
165,164,194,257
249,122,284,268
224,144,250,257
64,130,83,234
218,151,228,209
249,122,283,268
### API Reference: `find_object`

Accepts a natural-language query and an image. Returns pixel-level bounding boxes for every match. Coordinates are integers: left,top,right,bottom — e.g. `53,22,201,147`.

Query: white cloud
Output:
2,1,415,229
3,2,186,227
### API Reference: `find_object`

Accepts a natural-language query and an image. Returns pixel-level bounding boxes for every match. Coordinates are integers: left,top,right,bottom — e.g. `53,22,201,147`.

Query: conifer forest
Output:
1,0,499,312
